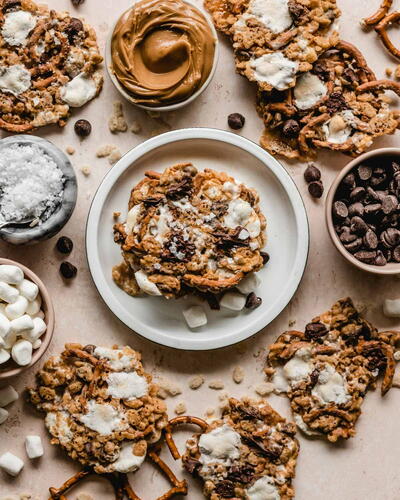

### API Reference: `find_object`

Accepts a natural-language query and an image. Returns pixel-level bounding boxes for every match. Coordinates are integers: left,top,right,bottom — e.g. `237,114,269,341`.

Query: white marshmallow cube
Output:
0,452,24,476
5,295,28,320
220,292,247,311
383,299,400,318
10,315,34,333
183,306,208,329
0,385,18,407
25,435,43,459
3,329,17,349
236,273,261,295
17,279,38,302
22,317,46,343
0,265,23,285
0,313,10,337
0,349,10,364
0,407,8,424
26,295,41,316
11,340,32,366
0,282,18,304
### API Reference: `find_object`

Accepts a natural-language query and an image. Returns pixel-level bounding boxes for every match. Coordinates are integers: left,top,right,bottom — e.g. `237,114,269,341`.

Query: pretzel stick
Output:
375,12,400,59
362,0,393,27
164,416,209,460
357,78,400,97
119,473,141,500
49,468,91,499
148,449,188,499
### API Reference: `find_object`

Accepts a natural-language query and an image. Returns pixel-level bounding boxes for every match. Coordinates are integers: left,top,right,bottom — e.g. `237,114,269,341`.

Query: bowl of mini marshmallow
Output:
0,258,54,379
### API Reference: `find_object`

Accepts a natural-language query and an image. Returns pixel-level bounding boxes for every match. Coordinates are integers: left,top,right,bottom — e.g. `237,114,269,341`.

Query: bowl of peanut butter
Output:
106,0,218,111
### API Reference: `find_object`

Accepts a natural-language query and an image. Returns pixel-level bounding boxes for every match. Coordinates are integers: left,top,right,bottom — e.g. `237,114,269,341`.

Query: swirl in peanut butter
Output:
111,0,216,106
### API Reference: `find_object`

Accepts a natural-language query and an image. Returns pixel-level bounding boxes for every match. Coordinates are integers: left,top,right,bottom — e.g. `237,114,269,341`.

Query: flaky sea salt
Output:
0,143,64,224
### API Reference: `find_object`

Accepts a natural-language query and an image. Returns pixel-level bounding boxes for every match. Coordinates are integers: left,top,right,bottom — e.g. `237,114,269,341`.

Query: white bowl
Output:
86,128,309,350
105,0,219,112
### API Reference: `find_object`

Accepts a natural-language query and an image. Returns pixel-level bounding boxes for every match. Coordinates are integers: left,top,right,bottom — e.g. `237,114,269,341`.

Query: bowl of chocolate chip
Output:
326,148,400,275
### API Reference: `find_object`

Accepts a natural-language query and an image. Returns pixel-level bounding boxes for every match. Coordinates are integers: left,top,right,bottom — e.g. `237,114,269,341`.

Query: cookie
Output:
265,298,397,441
257,41,400,160
182,397,299,499
0,0,103,132
205,0,341,91
113,163,266,299
28,344,168,473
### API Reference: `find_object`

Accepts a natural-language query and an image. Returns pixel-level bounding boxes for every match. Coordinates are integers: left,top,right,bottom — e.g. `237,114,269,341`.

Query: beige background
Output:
1,0,400,498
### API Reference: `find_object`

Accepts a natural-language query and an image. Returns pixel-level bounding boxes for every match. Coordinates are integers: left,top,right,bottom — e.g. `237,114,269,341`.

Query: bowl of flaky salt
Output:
0,136,77,245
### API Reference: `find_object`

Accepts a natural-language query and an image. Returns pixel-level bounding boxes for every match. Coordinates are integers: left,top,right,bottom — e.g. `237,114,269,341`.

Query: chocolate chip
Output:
56,236,73,254
71,0,84,5
305,322,328,340
215,480,235,497
228,113,245,130
350,187,366,202
326,92,348,114
304,165,321,183
60,262,77,279
260,251,270,265
227,465,254,484
66,17,84,39
348,202,364,217
83,344,96,354
342,172,356,189
282,119,300,138
74,119,91,137
344,238,363,253
366,186,383,202
308,180,324,198
339,227,357,244
382,195,398,214
333,201,348,220
353,250,377,264
363,230,378,250
393,246,400,262
245,292,262,310
381,228,400,248
288,0,310,23
357,164,372,181
236,50,250,61
375,250,387,266
350,216,369,235
183,458,201,475
364,203,382,216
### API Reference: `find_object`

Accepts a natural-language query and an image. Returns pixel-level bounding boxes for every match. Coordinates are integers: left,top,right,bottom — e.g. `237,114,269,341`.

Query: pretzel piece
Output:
164,416,209,460
375,12,400,59
357,78,400,97
148,449,188,499
362,0,393,27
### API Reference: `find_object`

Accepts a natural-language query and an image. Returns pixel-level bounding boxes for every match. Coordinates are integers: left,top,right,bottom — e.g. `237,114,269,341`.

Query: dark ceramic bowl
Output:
0,135,77,245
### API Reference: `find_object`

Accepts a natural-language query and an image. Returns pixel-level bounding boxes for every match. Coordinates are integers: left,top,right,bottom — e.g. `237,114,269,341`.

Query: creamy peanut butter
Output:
111,0,216,106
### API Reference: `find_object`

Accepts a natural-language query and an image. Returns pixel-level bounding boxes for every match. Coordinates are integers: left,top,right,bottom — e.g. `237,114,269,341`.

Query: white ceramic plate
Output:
86,129,309,350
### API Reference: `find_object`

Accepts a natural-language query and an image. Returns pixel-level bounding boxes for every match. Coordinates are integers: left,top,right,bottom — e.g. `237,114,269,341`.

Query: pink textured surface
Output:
0,0,400,498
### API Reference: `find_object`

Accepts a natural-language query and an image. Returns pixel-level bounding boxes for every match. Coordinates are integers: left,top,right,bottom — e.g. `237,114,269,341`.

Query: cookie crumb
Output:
288,319,296,327
255,382,274,397
96,144,116,158
232,366,244,384
108,148,122,165
157,378,182,398
395,65,400,80
205,407,215,417
66,146,75,155
109,101,128,133
174,402,187,415
386,67,393,77
76,494,94,500
130,120,142,134
113,211,121,218
81,166,91,176
188,375,204,390
209,379,224,390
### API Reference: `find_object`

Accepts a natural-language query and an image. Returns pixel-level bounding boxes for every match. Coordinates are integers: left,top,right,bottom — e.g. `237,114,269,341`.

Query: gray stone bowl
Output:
0,135,77,245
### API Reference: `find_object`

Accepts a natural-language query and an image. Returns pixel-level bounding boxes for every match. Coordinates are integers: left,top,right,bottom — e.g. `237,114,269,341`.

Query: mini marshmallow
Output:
0,337,4,348
0,282,19,304
0,407,8,424
11,339,32,366
0,265,24,285
220,292,247,311
383,299,400,318
26,295,41,316
22,317,46,343
3,329,17,349
0,313,10,337
0,452,24,476
0,349,10,364
0,385,18,407
17,279,38,302
32,339,42,349
183,306,208,329
5,295,28,320
236,273,261,295
10,314,34,333
25,435,43,459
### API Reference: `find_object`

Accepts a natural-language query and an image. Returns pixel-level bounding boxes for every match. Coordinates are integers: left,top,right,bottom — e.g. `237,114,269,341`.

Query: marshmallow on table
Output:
25,435,43,459
183,306,208,329
0,452,24,476
25,295,41,316
0,265,23,285
236,273,261,295
5,295,28,320
383,299,400,318
0,407,8,424
0,282,18,304
17,279,38,302
220,292,247,311
0,385,18,407
0,349,10,364
11,340,32,366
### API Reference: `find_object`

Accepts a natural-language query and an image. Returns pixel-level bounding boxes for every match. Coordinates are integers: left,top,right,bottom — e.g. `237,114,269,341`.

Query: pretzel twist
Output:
164,415,209,460
375,12,400,59
362,0,393,27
